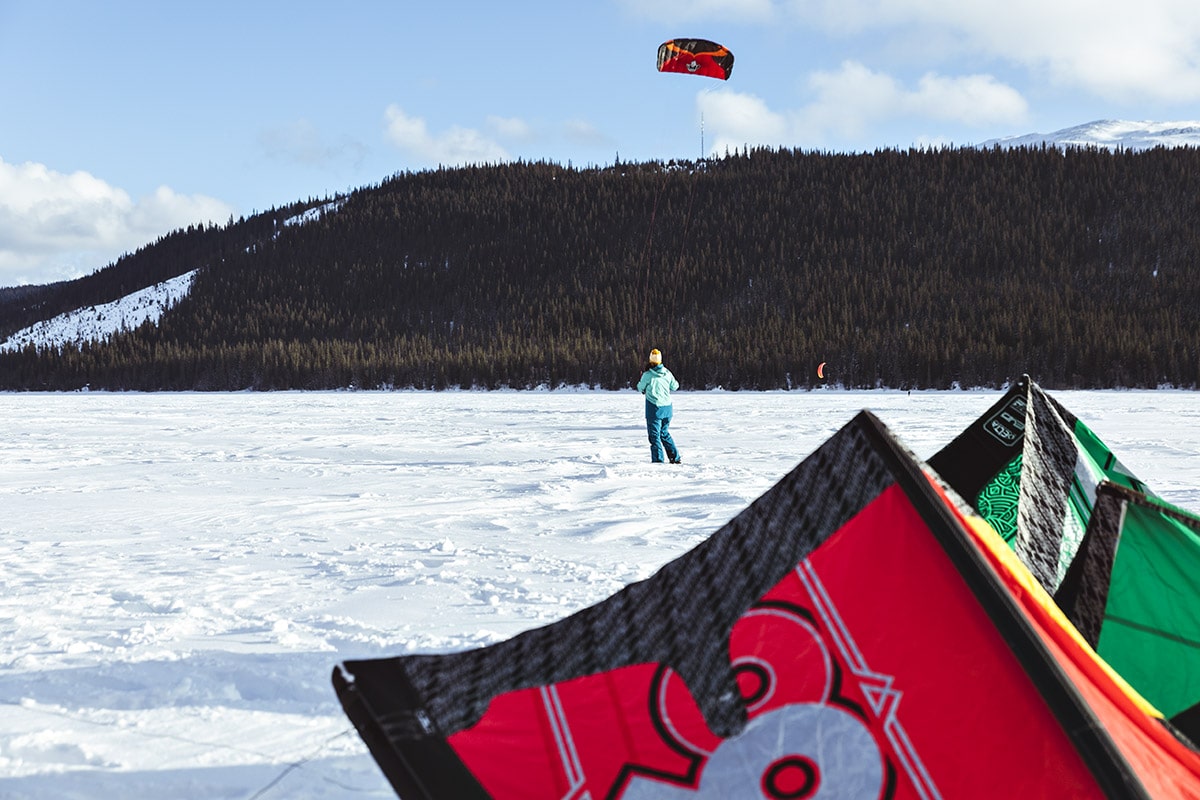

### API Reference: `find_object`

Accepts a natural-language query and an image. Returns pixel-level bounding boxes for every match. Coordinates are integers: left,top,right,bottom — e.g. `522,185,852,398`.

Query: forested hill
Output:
2,146,1199,391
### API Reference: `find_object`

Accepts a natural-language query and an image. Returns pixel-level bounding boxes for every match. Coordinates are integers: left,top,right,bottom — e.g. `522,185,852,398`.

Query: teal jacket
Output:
637,364,678,407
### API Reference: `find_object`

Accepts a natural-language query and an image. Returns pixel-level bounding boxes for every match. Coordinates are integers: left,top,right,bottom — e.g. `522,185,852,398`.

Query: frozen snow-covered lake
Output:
1,389,1197,798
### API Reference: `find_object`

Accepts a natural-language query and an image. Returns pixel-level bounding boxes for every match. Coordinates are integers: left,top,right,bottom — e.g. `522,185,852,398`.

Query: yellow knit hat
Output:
649,349,662,364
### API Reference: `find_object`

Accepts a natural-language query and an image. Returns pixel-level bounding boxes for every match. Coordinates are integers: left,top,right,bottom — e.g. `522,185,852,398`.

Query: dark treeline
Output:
2,146,1199,390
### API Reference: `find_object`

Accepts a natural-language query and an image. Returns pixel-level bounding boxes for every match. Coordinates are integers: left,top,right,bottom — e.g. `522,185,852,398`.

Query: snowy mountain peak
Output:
979,119,1200,151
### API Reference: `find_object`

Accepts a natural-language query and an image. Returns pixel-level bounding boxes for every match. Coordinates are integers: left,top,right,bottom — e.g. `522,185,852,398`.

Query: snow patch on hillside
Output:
0,270,197,353
979,119,1200,151
284,199,345,228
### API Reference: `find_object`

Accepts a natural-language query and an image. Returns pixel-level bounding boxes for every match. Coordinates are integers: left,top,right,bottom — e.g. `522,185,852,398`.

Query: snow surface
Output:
979,119,1200,151
0,271,197,354
0,389,1197,798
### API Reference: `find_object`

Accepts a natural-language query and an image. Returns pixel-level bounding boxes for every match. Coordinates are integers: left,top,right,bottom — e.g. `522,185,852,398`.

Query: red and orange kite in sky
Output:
656,38,734,81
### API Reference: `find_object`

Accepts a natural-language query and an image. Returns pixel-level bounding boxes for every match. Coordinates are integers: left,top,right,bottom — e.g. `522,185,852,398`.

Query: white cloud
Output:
992,0,1200,103
128,186,235,238
384,105,510,167
259,119,368,167
906,70,1027,125
701,61,1027,152
781,0,1200,104
700,92,789,152
629,0,1200,105
0,157,234,287
486,115,534,142
563,119,615,148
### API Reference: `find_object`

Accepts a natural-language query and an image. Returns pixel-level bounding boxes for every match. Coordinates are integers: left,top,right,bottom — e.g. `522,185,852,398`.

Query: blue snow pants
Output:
645,401,680,463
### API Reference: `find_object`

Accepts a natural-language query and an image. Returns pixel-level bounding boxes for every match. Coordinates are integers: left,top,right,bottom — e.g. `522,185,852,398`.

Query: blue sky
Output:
3,0,1200,287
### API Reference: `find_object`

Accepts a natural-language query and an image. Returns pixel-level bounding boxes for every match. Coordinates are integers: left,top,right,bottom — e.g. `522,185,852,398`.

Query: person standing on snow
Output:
637,348,681,464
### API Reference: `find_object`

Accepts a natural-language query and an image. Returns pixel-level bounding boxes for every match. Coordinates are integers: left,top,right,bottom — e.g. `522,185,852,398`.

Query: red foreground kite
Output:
335,409,1200,798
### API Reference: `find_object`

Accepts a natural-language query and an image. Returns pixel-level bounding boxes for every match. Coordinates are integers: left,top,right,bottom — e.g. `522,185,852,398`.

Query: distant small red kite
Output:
817,362,826,379
656,38,734,81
